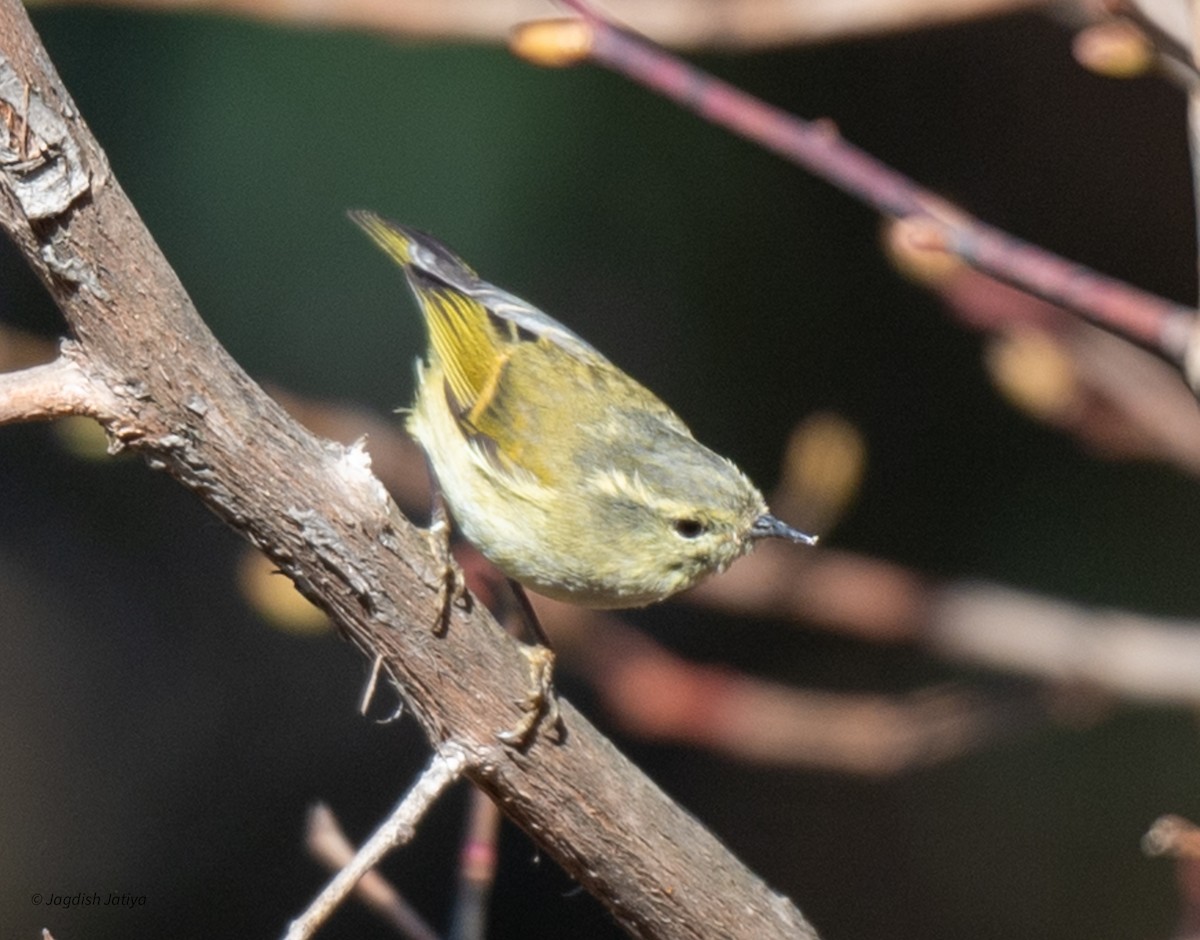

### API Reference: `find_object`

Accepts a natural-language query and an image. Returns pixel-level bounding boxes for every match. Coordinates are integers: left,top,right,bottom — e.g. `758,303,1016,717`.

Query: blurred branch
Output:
547,572,1200,767
931,582,1200,705
448,789,502,940
515,7,1196,373
984,320,1200,470
1146,815,1200,860
0,320,56,370
1188,0,1200,402
1116,0,1194,56
1144,814,1200,940
0,3,821,937
886,232,1200,477
1070,2,1196,83
33,0,1053,49
540,596,1056,773
686,545,929,642
537,567,1200,768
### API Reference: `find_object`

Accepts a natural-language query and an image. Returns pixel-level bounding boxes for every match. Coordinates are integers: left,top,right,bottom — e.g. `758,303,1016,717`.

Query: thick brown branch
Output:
0,2,818,937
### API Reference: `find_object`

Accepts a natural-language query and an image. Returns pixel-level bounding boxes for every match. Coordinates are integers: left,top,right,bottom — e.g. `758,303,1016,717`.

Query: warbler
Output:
351,211,817,609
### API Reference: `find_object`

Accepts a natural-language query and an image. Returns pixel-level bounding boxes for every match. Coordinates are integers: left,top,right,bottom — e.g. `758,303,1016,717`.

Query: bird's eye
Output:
672,518,707,539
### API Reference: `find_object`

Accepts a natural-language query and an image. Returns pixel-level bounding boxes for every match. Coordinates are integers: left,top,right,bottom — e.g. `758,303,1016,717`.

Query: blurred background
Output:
2,2,1200,938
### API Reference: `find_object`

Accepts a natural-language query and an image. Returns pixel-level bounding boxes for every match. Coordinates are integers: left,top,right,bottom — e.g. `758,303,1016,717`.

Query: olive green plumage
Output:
351,210,815,608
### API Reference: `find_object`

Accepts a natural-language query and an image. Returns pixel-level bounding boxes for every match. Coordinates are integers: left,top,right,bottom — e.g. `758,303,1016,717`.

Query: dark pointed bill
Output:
750,514,819,546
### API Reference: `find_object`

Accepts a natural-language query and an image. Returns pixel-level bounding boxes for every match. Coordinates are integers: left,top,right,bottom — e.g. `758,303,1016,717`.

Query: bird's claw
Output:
496,644,563,748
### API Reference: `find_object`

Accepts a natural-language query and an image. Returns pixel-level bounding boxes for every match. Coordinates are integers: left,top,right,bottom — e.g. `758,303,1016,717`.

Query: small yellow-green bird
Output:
351,211,817,610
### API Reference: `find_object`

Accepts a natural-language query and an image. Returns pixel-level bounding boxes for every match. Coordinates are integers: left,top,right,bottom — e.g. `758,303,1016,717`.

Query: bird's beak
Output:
750,514,819,546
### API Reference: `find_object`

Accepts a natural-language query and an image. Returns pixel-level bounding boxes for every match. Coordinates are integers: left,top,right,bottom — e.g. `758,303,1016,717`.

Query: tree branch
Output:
32,0,1053,49
520,5,1196,368
931,582,1200,704
0,1,819,937
0,345,119,424
287,744,469,940
304,804,443,940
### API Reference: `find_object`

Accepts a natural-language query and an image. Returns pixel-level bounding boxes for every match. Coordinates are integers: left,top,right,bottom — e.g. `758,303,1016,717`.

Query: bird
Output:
351,210,817,741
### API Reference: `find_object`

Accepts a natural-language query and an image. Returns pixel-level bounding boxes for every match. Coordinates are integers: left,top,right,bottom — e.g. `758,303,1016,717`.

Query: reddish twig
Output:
524,3,1195,363
448,790,501,940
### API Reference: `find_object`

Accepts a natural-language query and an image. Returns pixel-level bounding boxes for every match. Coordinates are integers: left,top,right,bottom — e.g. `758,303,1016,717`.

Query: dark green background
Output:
1,7,1197,939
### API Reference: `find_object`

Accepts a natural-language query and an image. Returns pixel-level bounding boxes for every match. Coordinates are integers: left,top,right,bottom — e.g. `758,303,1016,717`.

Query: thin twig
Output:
447,790,502,940
358,654,384,716
286,744,469,940
305,804,443,940
528,3,1195,364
